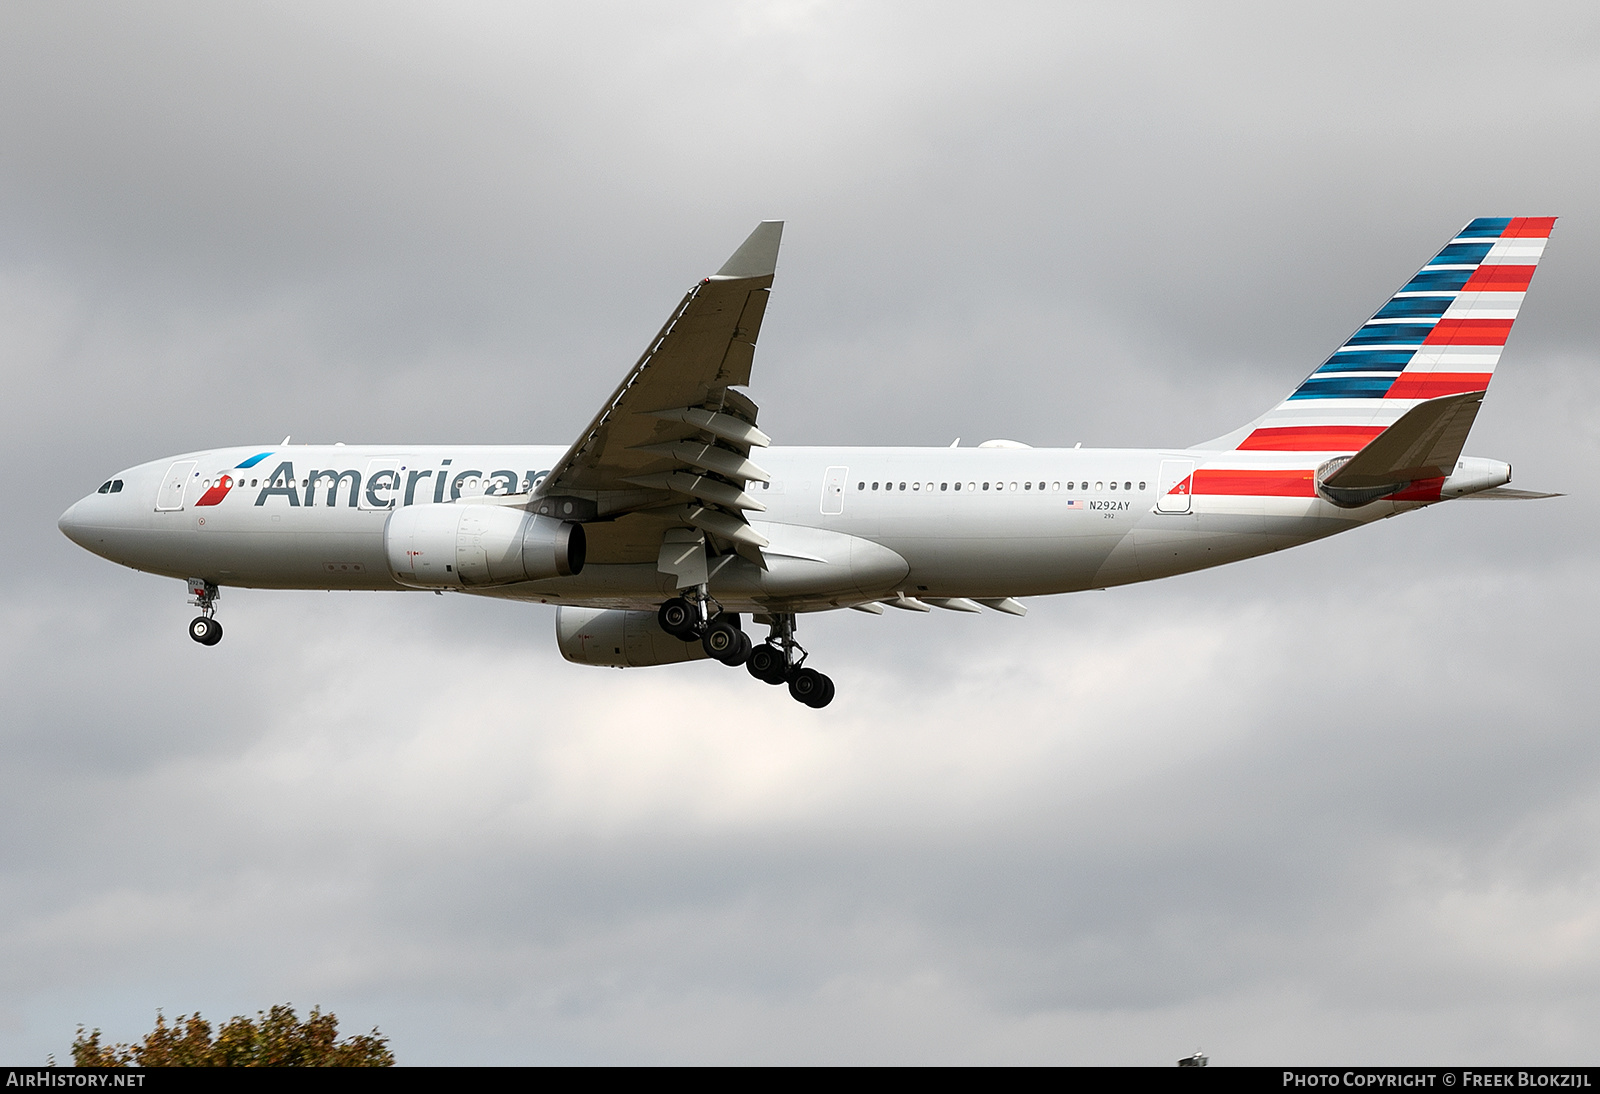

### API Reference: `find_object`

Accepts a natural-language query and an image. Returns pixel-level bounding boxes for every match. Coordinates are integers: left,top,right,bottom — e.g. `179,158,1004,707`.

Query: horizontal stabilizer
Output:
1318,392,1483,506
1457,486,1564,500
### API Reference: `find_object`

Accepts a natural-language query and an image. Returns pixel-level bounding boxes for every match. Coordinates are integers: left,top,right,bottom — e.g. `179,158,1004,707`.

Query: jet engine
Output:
384,503,584,588
555,606,709,667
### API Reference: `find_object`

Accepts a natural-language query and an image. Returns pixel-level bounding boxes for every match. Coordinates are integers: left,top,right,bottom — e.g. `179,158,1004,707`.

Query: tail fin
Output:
1202,217,1555,453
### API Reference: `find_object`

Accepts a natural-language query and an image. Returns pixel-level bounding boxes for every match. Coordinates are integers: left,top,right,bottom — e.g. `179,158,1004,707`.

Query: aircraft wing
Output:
534,222,783,568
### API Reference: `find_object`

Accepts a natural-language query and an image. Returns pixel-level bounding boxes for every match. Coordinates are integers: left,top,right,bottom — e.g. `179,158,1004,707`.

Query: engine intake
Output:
384,504,584,588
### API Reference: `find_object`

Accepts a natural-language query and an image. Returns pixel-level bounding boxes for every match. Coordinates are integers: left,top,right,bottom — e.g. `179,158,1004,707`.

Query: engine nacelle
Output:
555,607,710,667
384,503,584,588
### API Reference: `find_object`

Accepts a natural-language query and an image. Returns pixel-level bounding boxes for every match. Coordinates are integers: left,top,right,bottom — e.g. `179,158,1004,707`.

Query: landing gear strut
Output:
766,612,833,708
187,578,223,646
658,595,835,707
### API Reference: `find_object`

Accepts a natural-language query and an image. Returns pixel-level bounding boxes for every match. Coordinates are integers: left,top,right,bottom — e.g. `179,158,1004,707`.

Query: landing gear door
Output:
360,459,401,511
821,466,848,515
1156,459,1195,514
156,460,197,511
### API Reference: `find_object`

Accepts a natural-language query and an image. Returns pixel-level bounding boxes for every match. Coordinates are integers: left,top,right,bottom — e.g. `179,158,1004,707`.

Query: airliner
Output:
58,218,1558,707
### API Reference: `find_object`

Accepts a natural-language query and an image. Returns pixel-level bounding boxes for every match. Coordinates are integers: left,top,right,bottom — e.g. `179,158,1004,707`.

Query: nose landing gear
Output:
187,578,223,646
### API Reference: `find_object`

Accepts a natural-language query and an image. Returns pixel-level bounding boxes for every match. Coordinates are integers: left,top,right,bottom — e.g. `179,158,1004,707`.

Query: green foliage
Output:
71,1005,393,1067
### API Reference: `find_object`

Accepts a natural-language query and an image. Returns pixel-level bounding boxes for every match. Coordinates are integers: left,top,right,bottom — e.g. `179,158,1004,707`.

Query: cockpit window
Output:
110,480,124,493
97,481,112,494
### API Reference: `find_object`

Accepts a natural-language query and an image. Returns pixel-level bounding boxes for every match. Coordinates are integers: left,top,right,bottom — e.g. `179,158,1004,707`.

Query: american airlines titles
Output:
251,460,552,508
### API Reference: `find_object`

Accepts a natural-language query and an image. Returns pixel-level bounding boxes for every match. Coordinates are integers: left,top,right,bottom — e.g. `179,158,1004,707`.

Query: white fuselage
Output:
58,442,1438,613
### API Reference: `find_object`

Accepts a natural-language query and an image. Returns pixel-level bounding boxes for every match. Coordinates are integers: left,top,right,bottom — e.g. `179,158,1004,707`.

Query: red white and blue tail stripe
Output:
1232,216,1555,454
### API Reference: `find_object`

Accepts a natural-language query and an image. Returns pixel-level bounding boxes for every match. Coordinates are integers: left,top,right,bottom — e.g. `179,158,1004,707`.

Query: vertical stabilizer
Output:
1199,217,1555,454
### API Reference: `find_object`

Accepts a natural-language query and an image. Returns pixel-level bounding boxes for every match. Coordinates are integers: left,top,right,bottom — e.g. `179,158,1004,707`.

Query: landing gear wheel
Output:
188,616,222,646
658,597,697,639
746,642,789,685
789,667,834,708
817,674,835,708
702,617,746,665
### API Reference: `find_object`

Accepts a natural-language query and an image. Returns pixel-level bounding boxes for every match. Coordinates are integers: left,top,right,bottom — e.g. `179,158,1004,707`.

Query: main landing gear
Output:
187,578,223,646
657,596,834,708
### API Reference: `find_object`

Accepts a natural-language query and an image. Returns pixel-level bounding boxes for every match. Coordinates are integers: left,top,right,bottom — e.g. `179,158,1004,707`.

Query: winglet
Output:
713,221,784,280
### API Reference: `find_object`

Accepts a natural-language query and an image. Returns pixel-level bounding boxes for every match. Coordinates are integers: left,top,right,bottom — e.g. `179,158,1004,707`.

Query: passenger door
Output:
1156,459,1195,514
156,460,197,511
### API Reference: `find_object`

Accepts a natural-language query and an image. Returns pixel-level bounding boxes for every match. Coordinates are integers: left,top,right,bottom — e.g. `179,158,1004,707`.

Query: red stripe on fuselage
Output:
1388,477,1445,502
1237,425,1385,452
1461,264,1535,292
1384,373,1491,399
1191,469,1315,497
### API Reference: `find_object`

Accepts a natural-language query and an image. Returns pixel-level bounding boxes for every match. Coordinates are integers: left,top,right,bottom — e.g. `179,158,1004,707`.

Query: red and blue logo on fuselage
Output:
194,451,274,507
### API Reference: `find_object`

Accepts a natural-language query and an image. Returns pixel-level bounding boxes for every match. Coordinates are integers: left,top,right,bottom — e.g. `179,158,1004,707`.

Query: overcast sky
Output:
3,0,1599,1065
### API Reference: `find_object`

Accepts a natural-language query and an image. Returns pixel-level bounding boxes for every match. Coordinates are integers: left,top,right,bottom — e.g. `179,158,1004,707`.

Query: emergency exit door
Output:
821,466,848,515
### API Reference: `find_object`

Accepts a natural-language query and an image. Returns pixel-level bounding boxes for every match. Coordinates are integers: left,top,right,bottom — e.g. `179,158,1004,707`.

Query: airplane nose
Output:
58,500,92,548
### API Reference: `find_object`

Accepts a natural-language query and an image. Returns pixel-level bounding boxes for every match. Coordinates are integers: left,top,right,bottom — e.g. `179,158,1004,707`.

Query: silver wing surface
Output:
534,222,783,573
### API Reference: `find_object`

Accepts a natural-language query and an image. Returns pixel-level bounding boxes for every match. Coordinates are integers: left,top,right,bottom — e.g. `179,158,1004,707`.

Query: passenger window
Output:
941,483,948,491
872,482,879,490
1095,481,1104,491
1024,481,1032,490
858,482,865,490
1051,482,1060,491
912,482,920,491
968,482,976,491
1124,481,1132,490
1139,481,1146,490
1009,482,1017,491
899,482,906,491
1110,482,1117,491
954,482,962,491
982,482,990,491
